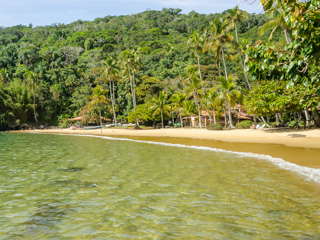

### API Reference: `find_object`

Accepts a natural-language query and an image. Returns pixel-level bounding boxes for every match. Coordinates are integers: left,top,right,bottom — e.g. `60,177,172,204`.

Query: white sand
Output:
22,127,320,149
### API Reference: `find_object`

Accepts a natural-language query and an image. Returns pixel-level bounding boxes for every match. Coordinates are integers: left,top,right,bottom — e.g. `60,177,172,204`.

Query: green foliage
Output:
0,7,305,129
288,120,304,128
236,120,253,129
58,114,70,128
126,102,157,124
206,123,223,130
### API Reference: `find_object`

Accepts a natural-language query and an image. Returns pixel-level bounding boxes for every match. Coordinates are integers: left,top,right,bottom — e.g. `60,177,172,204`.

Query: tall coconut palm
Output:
184,65,203,128
150,91,168,128
170,92,186,127
26,71,38,122
227,6,251,89
205,18,233,80
121,46,142,127
87,85,108,132
188,31,206,85
216,75,242,128
102,56,119,125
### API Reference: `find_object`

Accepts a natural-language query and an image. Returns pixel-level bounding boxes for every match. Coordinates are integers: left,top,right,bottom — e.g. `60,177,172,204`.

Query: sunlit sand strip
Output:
22,128,320,149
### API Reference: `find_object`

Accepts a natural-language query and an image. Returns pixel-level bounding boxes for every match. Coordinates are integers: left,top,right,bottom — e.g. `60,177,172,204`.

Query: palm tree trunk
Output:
235,23,251,90
161,109,164,128
197,55,202,81
228,103,235,128
180,111,183,128
112,80,117,125
99,105,102,133
197,55,204,92
304,107,310,126
198,106,202,128
128,65,138,127
221,45,228,80
171,106,175,127
260,116,271,127
284,29,292,44
132,71,137,112
312,109,320,128
128,65,134,109
207,107,212,124
109,80,114,124
32,84,37,123
132,71,138,127
194,94,202,128
197,104,202,129
224,108,227,128
212,108,216,124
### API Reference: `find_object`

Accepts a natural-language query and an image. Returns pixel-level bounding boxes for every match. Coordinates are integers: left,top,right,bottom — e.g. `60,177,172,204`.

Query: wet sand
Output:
21,128,320,168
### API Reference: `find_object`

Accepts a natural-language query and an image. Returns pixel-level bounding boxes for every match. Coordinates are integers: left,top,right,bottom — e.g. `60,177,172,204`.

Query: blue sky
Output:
0,0,262,28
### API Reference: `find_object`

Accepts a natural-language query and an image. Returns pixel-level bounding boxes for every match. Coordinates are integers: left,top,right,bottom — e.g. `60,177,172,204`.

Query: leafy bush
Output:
58,114,70,128
270,122,278,128
236,120,253,129
206,123,223,130
288,120,304,127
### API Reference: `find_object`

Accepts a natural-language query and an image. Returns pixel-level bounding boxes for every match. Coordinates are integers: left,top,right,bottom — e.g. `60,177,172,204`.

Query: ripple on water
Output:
0,133,319,239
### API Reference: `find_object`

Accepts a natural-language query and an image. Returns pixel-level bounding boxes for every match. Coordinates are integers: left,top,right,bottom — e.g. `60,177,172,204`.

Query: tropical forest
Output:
1,0,319,130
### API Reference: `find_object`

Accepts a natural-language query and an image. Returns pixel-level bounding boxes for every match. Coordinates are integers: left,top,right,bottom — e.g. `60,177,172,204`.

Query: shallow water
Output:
0,133,319,239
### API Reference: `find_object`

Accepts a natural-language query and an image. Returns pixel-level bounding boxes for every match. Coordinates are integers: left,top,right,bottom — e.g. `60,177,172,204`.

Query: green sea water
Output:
0,132,319,239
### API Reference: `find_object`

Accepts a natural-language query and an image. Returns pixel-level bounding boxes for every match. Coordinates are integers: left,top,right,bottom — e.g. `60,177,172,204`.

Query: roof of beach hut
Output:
68,116,84,121
236,113,252,120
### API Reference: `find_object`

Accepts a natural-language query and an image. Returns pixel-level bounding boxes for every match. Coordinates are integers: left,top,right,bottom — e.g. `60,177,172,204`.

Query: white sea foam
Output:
55,133,320,184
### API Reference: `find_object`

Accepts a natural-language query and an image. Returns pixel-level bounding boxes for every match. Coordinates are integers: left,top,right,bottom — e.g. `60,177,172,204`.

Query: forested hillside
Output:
2,6,314,130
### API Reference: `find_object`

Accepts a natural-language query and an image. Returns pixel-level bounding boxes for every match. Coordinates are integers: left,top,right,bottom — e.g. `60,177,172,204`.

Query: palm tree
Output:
170,92,186,127
26,71,38,122
182,100,196,128
258,8,291,44
227,6,251,89
205,18,233,80
101,56,119,125
188,31,205,85
87,85,108,132
40,46,62,69
216,75,242,128
18,45,38,67
184,65,203,128
206,88,219,124
121,46,142,127
150,91,168,128
3,80,33,125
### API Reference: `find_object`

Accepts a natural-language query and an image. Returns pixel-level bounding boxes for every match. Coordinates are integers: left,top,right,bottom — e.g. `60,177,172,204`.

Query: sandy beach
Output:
23,127,320,149
18,127,320,168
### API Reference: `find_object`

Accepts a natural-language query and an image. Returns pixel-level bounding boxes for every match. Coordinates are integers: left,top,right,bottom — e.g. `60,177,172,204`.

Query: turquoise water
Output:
0,133,319,239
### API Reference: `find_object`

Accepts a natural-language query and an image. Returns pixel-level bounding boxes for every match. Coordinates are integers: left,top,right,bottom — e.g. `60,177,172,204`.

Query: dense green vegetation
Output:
0,2,319,130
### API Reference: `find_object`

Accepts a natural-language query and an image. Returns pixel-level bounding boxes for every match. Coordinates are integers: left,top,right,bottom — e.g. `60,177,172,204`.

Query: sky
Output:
0,0,262,28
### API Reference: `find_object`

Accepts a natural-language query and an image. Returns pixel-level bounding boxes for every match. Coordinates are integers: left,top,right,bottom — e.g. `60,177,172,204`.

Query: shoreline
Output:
19,127,320,149
14,128,320,168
